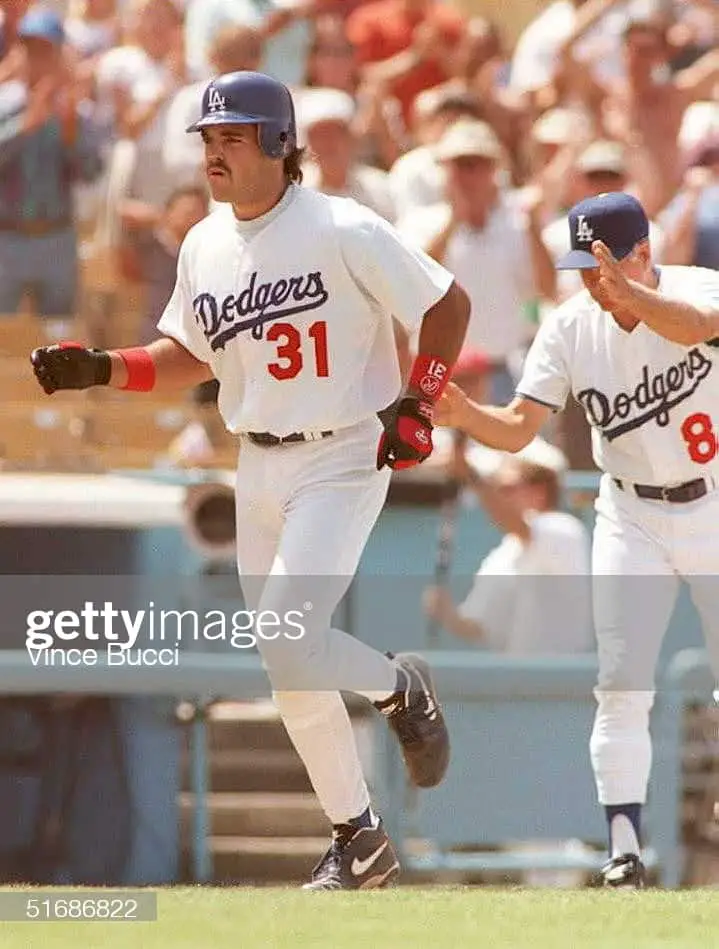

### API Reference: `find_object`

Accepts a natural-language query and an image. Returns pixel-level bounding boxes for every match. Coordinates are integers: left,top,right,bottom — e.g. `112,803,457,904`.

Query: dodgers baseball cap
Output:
17,8,65,45
556,191,649,270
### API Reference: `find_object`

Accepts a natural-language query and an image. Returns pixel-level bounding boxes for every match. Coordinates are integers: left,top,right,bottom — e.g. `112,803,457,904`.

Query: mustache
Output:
207,160,230,173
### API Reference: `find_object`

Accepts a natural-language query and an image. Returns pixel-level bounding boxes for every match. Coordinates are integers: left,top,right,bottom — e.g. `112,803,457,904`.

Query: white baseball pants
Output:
234,415,398,824
590,474,719,805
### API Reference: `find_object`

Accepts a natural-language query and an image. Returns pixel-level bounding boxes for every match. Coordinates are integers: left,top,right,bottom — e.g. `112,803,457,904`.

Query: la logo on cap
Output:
576,214,594,243
208,87,226,112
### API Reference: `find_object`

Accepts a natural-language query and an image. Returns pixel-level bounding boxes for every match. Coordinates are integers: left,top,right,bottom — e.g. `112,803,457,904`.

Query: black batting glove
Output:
30,343,112,395
376,395,434,471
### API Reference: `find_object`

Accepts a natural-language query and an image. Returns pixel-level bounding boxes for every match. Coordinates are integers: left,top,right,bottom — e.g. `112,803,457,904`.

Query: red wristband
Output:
408,354,451,401
117,347,156,392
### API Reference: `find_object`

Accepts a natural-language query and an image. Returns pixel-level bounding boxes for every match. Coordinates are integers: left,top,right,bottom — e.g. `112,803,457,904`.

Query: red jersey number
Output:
681,412,718,464
266,321,329,381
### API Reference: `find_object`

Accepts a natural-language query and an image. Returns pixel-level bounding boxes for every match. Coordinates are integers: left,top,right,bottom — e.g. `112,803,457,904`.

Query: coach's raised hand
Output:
592,239,636,309
30,343,112,394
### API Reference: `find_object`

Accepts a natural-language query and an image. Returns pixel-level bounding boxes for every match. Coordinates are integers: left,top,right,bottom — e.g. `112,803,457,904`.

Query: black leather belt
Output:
613,477,709,503
247,430,334,446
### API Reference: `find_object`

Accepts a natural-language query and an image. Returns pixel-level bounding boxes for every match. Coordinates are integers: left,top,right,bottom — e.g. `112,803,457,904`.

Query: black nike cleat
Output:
378,652,450,789
303,821,400,891
599,853,647,889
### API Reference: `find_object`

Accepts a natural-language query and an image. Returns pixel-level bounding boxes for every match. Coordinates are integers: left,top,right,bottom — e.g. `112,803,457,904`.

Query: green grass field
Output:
1,887,718,949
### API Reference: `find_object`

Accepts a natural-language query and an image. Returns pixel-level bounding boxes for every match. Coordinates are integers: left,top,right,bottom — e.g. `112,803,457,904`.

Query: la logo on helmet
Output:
208,88,226,112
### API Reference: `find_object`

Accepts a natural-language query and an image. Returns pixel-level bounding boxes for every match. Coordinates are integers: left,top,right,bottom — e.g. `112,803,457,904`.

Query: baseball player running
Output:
434,191,719,889
30,71,470,890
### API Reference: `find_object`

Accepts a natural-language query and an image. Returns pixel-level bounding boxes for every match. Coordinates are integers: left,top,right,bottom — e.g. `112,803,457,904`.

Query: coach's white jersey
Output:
517,266,719,485
157,184,453,435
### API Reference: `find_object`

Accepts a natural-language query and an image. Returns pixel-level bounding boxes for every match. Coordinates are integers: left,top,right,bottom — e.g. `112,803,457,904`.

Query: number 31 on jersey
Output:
266,321,329,380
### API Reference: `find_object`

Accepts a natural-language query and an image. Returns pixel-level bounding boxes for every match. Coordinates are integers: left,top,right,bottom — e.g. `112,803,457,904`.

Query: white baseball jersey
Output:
517,266,719,485
157,184,453,436
458,511,592,655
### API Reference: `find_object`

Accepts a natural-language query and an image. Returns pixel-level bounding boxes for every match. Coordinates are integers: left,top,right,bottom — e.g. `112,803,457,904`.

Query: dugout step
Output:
180,748,314,794
180,836,328,884
178,792,329,839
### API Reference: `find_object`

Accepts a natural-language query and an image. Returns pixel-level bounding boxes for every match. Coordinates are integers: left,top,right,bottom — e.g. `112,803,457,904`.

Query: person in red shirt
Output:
346,0,465,124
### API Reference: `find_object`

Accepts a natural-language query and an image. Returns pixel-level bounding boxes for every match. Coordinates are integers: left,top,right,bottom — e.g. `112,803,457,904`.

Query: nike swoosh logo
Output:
351,842,389,877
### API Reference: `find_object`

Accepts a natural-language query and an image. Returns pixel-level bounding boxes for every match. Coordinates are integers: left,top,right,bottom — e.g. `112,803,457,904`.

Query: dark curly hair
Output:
283,146,306,184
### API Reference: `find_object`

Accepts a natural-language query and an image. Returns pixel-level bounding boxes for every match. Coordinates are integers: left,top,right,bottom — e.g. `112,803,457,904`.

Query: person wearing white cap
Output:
297,86,396,222
400,117,556,405
388,87,483,221
423,437,592,656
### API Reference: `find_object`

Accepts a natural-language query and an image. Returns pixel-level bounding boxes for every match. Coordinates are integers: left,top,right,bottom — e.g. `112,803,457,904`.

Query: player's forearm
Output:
626,282,719,346
108,337,214,391
454,399,535,453
409,281,470,392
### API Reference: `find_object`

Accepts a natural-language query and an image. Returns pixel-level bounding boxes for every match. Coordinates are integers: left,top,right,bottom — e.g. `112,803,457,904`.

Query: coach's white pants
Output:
590,475,719,805
234,416,397,824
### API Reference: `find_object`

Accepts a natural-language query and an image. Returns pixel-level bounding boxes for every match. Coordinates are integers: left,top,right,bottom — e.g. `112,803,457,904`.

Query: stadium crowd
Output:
1,0,718,470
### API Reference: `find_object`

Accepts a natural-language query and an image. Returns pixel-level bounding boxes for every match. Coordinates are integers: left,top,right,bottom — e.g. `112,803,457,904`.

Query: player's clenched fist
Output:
377,354,453,471
30,343,111,394
376,395,434,470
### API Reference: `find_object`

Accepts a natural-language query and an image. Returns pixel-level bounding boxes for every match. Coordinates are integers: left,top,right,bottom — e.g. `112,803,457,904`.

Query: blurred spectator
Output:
679,98,719,162
666,0,719,70
541,139,665,304
0,0,31,58
0,0,31,82
94,0,189,205
64,0,120,60
304,13,359,92
660,134,719,269
346,0,465,126
428,16,523,168
400,119,556,405
558,10,719,215
117,184,209,344
0,7,103,331
423,443,592,654
509,0,594,101
297,87,396,220
166,379,227,468
63,0,121,108
302,13,405,169
184,0,329,88
162,24,264,189
520,105,596,218
389,87,482,221
509,0,668,104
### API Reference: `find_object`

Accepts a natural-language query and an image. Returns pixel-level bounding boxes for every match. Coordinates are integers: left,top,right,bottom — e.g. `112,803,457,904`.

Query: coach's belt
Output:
613,477,709,504
247,430,334,446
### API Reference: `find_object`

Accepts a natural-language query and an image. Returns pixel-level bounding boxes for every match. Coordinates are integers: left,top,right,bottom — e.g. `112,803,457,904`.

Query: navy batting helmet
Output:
186,71,297,160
